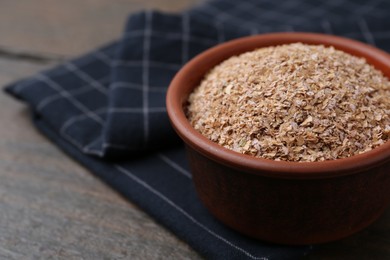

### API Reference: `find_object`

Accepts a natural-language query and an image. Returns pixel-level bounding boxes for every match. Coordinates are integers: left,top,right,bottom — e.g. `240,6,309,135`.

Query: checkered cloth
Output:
5,0,390,259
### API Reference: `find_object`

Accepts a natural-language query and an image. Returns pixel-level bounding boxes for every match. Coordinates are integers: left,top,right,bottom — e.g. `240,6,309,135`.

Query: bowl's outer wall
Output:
187,146,390,244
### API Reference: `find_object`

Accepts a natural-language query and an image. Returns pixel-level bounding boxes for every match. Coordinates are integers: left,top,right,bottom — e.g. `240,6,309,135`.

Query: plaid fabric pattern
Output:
5,0,390,259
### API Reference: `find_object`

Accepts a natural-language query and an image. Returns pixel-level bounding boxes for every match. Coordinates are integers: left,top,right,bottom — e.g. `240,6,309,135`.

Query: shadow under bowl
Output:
166,32,390,245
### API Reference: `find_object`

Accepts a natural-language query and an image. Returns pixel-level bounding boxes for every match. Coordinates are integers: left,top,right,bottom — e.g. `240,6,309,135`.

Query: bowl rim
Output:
166,32,390,179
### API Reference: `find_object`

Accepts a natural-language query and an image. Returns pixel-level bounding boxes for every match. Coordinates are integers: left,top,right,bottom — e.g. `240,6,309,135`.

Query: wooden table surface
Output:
0,1,389,259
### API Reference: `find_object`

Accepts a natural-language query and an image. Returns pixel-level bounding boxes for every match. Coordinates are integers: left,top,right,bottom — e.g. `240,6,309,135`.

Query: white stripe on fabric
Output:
111,82,167,92
108,107,166,113
158,154,192,179
182,12,190,64
112,60,182,70
142,11,152,148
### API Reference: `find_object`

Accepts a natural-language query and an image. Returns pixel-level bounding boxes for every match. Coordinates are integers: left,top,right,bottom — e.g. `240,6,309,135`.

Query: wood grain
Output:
0,0,204,57
0,0,389,259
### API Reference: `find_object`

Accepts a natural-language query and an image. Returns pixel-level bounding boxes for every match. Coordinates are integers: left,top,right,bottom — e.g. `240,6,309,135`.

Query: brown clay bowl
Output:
166,32,390,245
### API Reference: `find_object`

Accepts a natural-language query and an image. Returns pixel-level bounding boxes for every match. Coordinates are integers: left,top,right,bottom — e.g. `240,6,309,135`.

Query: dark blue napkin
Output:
5,0,390,259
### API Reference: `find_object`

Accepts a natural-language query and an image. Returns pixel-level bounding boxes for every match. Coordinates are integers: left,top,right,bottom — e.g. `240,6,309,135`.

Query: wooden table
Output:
0,1,388,259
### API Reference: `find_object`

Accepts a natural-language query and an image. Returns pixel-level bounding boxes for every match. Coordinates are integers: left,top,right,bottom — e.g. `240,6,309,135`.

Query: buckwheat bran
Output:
187,43,390,162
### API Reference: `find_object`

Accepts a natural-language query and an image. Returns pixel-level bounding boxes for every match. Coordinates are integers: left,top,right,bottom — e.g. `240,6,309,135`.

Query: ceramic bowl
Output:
166,32,390,245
